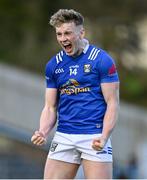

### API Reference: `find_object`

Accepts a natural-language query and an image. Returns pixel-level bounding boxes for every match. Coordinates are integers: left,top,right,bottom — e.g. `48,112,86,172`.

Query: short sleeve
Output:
99,52,119,83
45,61,57,88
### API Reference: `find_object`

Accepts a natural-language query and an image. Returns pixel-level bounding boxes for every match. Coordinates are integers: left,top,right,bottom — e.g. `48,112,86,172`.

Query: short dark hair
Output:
49,9,84,27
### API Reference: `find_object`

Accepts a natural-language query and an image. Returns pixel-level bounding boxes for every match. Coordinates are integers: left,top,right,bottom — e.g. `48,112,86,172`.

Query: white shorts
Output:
48,132,113,164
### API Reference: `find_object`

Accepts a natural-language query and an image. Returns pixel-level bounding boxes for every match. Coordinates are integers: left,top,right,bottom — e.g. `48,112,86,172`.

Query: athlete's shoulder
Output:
88,44,115,62
99,48,114,61
87,44,102,61
46,50,65,68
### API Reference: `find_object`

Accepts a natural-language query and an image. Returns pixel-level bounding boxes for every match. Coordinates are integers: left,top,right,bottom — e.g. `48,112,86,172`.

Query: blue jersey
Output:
45,43,119,134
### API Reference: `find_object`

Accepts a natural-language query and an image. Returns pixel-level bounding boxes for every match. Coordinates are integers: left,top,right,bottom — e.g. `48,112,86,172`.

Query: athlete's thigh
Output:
82,159,112,179
44,158,79,179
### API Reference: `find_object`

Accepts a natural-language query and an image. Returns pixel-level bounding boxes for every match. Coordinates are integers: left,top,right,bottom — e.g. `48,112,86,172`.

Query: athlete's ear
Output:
80,27,85,39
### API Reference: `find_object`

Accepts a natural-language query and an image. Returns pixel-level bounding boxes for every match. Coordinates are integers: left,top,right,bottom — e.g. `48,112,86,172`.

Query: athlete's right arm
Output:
31,88,58,146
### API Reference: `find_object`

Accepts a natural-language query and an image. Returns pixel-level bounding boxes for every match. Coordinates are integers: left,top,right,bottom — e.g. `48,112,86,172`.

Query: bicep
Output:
101,82,119,104
45,88,58,108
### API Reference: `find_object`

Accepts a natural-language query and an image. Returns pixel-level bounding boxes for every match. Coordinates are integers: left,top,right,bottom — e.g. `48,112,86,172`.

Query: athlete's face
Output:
55,22,85,56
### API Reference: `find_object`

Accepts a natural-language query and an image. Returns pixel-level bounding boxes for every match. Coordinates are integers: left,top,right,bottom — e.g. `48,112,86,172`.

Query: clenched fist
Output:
92,137,107,151
31,131,46,146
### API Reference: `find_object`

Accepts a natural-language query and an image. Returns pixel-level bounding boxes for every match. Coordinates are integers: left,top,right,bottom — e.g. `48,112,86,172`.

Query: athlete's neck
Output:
72,39,87,58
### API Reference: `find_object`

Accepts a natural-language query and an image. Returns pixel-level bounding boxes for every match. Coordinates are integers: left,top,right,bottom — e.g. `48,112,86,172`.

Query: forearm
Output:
39,105,57,138
102,100,119,140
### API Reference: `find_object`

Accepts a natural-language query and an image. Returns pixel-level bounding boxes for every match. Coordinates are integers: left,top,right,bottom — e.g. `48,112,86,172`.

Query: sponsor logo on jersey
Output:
84,64,91,73
55,68,64,74
96,123,102,128
60,79,90,95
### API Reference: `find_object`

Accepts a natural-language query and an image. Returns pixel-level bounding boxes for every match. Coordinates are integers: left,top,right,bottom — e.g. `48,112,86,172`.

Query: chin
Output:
66,51,74,56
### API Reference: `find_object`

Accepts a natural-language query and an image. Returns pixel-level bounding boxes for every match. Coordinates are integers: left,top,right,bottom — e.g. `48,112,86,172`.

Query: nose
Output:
59,34,67,42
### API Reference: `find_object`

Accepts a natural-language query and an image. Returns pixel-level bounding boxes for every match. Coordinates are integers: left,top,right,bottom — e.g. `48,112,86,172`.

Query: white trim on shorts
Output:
48,132,113,164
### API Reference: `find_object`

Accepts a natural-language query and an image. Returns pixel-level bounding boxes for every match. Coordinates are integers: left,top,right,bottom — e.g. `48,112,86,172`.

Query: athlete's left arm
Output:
92,52,120,151
101,82,119,141
92,82,119,151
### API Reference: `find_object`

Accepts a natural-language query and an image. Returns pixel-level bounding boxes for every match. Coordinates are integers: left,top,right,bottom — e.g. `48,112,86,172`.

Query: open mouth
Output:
63,44,72,53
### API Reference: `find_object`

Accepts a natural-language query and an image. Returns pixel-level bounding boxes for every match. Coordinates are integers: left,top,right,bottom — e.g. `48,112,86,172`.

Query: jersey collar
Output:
83,39,89,54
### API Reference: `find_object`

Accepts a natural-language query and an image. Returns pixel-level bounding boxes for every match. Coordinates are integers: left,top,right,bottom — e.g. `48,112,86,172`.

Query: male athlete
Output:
31,9,119,179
